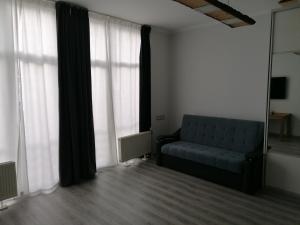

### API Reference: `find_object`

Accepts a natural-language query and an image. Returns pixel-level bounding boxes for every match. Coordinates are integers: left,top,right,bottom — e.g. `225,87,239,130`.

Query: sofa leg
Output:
156,155,162,166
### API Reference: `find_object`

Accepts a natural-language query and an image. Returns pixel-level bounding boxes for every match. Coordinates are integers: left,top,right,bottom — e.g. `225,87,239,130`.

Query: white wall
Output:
169,14,271,131
150,28,171,152
266,152,300,194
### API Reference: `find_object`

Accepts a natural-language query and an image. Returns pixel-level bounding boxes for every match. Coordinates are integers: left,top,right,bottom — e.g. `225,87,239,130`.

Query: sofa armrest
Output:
156,129,181,165
157,129,181,142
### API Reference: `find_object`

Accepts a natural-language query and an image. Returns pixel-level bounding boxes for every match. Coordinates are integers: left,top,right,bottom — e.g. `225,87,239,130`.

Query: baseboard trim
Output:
264,185,300,200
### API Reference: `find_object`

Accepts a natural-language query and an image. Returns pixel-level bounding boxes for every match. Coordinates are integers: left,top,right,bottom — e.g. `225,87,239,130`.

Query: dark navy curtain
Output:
56,1,96,186
139,25,151,132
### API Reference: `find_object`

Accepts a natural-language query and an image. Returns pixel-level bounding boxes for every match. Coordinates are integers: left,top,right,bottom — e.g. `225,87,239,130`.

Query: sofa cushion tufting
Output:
161,141,246,174
180,115,264,153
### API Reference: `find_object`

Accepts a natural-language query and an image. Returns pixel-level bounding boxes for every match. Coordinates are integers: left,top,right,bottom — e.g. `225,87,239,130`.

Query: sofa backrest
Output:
181,115,264,153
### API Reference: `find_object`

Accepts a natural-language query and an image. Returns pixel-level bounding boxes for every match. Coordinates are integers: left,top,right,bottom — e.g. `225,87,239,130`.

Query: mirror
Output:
268,6,300,156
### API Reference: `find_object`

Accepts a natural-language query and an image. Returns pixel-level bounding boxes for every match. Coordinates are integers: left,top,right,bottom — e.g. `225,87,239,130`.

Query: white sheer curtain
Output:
90,14,118,168
89,13,141,168
0,0,139,195
16,0,59,194
0,0,19,166
0,0,59,195
0,0,29,195
109,19,140,139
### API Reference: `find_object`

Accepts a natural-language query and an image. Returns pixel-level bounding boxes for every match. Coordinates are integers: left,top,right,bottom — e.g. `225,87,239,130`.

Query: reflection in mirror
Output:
268,6,300,156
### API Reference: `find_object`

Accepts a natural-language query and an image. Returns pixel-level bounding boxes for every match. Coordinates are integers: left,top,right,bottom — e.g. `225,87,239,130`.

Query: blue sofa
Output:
156,115,264,194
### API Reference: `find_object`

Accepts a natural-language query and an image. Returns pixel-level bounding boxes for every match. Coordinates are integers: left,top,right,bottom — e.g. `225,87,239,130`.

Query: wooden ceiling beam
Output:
175,0,208,9
174,0,256,28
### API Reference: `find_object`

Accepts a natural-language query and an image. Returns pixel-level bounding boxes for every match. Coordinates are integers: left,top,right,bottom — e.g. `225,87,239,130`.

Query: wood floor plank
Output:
125,165,281,225
1,159,300,225
141,162,300,217
136,162,300,222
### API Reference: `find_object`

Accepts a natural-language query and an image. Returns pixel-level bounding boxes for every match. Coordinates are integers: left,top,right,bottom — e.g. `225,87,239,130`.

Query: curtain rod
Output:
43,0,141,26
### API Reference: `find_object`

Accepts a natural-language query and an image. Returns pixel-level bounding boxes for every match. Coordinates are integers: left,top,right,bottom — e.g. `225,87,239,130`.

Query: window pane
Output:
110,19,141,64
18,1,57,58
16,0,59,193
91,66,118,167
0,0,18,163
89,14,140,168
112,65,139,138
90,14,108,62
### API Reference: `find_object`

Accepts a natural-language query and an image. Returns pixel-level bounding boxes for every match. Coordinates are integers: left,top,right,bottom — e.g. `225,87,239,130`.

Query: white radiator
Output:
118,131,151,162
0,162,17,202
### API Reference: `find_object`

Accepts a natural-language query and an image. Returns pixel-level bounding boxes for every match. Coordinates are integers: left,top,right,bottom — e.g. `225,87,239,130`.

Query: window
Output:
0,0,141,194
110,18,140,138
0,0,18,164
16,0,59,193
89,14,141,168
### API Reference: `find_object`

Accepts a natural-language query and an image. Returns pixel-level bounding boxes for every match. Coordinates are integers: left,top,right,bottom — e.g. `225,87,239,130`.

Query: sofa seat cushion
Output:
161,141,246,174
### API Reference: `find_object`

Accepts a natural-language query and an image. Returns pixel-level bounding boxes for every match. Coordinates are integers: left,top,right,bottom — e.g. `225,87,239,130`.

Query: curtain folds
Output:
1,0,60,195
0,0,19,167
89,13,141,169
16,0,59,194
0,0,141,196
139,25,151,132
89,14,118,168
0,0,59,195
109,18,141,139
56,2,96,186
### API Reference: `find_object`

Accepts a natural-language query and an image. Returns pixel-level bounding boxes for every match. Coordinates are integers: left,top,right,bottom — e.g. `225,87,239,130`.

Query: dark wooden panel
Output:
174,0,208,9
206,10,234,21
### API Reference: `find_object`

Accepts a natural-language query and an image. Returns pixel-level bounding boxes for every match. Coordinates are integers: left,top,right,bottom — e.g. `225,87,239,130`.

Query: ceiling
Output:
63,0,281,31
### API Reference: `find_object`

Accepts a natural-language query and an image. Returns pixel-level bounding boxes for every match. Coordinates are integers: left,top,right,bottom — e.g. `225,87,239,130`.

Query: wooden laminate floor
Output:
1,159,300,225
269,135,300,156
